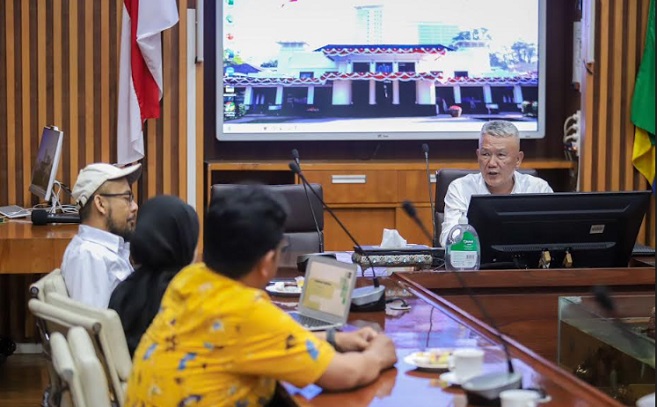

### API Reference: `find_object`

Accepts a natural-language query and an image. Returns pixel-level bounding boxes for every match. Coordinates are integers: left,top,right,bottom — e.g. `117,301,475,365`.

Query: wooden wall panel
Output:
580,0,655,246
0,0,203,341
0,0,194,210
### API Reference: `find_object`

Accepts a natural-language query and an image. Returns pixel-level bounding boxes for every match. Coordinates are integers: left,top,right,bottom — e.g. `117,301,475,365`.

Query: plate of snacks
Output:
404,349,453,370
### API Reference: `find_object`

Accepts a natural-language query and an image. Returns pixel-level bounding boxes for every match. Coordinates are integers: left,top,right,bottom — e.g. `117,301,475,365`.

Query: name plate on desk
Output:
352,245,433,269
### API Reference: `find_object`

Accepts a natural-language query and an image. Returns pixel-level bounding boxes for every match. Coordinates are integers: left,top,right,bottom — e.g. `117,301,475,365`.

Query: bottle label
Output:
448,231,479,269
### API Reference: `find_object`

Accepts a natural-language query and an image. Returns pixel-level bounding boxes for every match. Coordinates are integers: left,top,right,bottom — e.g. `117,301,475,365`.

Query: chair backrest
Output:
210,183,325,256
30,268,69,301
45,292,132,407
50,331,86,407
50,328,113,407
67,327,113,407
28,298,101,407
434,168,538,241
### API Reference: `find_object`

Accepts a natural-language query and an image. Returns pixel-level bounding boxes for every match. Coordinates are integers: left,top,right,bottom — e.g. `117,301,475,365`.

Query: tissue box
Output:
352,245,433,269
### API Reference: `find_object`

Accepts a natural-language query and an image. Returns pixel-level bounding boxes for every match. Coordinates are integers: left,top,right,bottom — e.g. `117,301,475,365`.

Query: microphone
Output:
592,285,615,314
592,285,652,359
421,144,437,247
401,201,521,401
31,209,81,225
291,149,323,252
402,201,433,244
289,161,385,312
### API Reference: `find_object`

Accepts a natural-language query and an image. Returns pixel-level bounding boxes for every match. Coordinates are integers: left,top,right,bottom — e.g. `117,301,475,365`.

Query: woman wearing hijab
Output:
109,195,199,357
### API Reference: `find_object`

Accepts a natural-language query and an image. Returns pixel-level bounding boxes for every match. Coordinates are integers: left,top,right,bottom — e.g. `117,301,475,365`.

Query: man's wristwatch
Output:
326,328,339,351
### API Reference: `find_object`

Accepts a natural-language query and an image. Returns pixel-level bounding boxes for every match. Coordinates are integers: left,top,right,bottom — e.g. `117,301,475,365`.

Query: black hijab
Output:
109,195,199,356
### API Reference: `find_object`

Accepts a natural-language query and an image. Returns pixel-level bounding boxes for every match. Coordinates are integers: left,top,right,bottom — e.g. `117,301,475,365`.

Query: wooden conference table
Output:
274,275,623,406
402,265,656,361
0,222,650,405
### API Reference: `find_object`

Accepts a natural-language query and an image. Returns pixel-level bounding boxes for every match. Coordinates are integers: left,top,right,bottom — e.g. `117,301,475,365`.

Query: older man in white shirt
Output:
61,163,141,308
439,121,553,248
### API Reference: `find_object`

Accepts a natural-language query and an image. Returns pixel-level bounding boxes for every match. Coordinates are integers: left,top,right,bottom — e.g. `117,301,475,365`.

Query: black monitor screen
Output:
467,191,651,269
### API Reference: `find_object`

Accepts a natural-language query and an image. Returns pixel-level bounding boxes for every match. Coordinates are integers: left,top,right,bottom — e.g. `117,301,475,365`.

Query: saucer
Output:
439,371,463,386
265,284,302,297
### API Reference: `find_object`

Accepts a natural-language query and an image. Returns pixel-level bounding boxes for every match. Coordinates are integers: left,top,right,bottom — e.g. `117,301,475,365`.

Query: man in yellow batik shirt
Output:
125,185,397,407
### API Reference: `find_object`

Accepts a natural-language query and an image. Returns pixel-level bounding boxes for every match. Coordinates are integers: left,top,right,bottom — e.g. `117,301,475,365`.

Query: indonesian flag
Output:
117,0,179,165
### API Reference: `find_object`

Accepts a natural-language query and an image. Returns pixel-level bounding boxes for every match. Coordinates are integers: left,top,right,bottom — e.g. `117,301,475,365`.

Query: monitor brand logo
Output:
589,224,605,234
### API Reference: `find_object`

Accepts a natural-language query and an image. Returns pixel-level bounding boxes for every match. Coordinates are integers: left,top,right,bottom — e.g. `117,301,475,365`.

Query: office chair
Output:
434,168,538,242
28,299,101,407
50,327,112,407
30,268,69,301
210,184,325,266
43,292,132,407
28,268,70,407
50,331,86,407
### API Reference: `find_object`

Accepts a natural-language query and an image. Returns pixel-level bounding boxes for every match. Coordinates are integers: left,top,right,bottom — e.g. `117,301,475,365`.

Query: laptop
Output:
0,205,31,219
289,256,358,331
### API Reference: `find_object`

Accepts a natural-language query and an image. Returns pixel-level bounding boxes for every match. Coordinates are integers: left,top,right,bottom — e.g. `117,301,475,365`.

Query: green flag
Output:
631,0,656,188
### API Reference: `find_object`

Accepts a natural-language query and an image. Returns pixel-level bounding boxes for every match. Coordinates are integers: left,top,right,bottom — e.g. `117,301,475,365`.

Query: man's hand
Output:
335,327,378,352
366,334,397,370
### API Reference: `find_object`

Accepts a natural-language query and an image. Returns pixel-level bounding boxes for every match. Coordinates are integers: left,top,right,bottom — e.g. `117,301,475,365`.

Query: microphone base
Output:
350,286,386,312
462,371,522,405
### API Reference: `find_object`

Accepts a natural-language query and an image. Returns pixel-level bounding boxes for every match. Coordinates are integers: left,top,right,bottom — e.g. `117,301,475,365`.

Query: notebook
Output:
289,256,358,331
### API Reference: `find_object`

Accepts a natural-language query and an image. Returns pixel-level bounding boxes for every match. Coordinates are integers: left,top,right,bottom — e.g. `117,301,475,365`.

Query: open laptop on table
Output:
0,205,31,219
289,256,358,332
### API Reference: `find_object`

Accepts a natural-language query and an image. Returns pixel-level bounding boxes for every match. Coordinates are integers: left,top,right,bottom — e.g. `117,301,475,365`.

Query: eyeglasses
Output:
98,191,134,204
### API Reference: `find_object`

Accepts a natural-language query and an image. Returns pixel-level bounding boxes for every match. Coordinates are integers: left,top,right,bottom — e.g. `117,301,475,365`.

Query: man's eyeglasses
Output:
98,191,134,203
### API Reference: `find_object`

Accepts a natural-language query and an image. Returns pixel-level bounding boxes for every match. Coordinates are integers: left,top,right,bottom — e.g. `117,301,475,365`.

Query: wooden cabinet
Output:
303,170,398,204
206,159,574,251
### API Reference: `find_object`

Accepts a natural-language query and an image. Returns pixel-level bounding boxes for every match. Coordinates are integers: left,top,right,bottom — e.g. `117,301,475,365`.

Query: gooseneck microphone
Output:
592,285,651,359
421,144,437,247
291,148,300,165
402,201,434,243
31,209,81,225
291,149,324,252
402,201,521,400
289,162,385,311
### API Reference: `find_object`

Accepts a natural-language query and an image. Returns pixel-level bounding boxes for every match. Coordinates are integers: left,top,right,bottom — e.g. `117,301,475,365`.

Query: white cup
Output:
636,392,655,407
448,348,484,382
500,389,550,407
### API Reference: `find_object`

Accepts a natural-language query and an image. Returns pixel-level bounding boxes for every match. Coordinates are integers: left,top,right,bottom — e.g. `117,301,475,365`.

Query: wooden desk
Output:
205,159,575,249
0,221,77,340
281,274,621,406
0,221,77,275
398,267,656,362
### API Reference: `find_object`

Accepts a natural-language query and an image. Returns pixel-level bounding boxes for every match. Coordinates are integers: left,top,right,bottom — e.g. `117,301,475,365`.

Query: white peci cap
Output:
72,163,142,207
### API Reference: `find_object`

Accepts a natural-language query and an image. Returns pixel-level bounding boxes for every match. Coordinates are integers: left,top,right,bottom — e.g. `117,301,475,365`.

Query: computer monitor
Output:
467,191,651,269
29,126,64,203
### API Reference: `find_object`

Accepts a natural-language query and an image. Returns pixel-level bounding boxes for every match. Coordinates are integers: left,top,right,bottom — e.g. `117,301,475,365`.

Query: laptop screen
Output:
299,257,356,318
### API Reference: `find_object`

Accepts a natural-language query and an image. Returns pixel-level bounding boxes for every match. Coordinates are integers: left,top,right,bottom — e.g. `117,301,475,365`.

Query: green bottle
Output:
445,213,481,271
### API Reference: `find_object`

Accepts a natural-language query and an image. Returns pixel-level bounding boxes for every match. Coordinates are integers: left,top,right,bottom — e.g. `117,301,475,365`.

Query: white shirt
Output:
61,225,133,308
439,171,553,247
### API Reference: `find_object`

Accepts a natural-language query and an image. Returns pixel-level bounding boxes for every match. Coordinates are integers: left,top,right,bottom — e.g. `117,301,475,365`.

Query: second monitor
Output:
29,126,64,205
467,191,651,269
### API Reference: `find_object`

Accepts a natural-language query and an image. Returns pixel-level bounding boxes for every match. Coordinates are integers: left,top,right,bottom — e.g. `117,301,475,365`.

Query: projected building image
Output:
220,0,542,139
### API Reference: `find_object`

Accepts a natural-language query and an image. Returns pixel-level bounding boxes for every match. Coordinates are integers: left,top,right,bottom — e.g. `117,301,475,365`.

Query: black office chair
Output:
210,184,325,266
433,168,538,242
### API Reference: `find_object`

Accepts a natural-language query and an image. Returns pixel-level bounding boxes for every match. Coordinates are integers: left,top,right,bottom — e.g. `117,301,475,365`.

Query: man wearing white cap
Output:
61,163,142,308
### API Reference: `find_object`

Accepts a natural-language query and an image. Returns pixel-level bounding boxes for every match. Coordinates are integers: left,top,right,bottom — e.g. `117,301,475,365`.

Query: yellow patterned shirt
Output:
124,263,335,407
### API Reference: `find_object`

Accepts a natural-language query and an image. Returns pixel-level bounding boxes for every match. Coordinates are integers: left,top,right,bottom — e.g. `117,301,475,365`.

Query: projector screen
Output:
216,0,546,141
